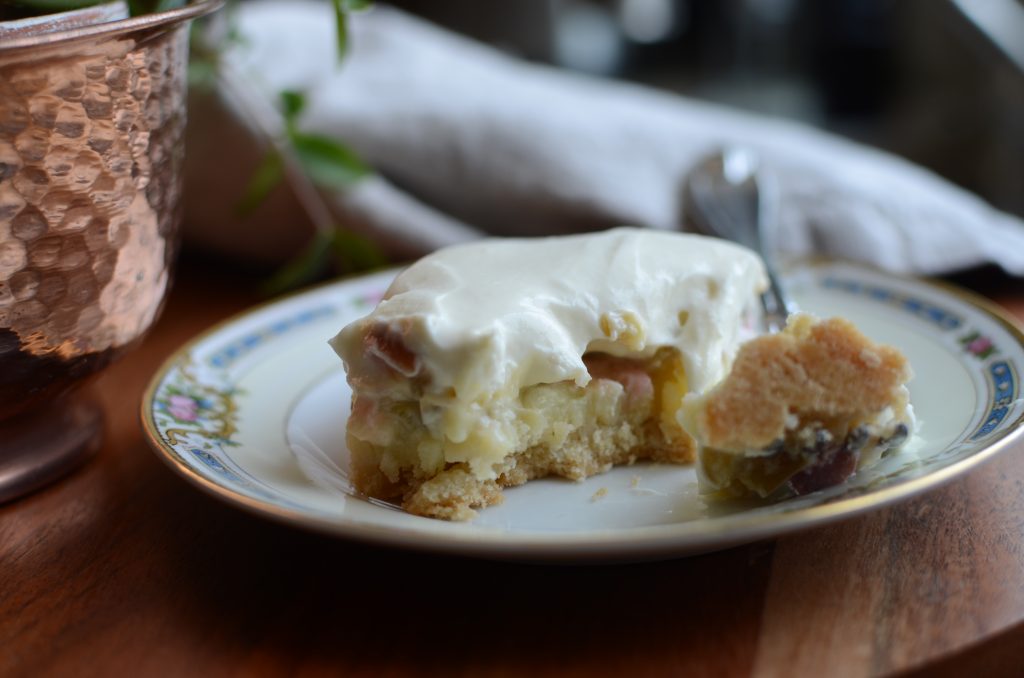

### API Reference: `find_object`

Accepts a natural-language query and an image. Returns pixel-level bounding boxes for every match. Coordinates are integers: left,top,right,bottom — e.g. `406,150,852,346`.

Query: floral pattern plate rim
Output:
141,261,1024,562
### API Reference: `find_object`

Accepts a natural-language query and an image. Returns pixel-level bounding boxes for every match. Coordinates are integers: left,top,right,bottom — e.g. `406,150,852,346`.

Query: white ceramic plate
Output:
142,262,1024,561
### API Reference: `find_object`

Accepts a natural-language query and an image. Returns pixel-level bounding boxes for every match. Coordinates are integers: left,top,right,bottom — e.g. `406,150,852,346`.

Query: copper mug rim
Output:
0,0,224,53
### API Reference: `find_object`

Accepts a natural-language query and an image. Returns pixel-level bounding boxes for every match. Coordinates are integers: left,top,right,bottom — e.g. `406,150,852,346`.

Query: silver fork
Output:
683,147,795,332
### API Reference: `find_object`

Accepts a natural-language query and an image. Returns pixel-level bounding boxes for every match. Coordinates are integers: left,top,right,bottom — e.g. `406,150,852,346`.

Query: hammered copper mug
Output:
0,0,222,501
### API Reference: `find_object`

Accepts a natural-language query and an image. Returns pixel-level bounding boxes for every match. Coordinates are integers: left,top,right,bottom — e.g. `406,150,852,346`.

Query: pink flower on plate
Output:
968,337,994,355
167,394,200,422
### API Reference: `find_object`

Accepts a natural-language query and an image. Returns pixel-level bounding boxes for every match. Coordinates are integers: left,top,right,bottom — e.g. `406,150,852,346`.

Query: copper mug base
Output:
0,389,101,503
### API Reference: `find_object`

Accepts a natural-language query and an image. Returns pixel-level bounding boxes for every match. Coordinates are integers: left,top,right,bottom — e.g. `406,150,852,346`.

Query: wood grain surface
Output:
2,258,1023,678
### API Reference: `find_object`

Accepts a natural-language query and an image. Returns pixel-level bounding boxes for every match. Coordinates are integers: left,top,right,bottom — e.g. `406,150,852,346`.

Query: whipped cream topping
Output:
331,227,767,475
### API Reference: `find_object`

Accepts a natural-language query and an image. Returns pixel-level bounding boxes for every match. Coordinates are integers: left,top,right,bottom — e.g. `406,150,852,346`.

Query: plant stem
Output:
216,62,340,245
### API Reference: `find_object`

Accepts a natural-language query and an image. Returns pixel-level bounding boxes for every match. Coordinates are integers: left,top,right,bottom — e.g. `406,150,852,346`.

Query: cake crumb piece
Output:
682,314,914,500
591,487,609,502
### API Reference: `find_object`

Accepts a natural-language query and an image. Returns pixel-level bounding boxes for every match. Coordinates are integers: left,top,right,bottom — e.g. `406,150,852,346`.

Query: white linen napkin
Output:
183,0,1024,275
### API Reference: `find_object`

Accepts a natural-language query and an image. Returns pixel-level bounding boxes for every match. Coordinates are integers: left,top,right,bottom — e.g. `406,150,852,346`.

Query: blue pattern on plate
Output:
208,306,337,369
972,361,1018,440
822,276,963,330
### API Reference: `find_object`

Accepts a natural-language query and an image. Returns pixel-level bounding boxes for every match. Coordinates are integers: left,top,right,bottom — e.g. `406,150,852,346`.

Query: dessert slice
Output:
681,314,914,500
331,228,767,520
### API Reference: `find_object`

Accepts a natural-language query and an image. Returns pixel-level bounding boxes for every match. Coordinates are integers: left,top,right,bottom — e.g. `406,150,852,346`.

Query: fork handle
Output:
761,265,794,333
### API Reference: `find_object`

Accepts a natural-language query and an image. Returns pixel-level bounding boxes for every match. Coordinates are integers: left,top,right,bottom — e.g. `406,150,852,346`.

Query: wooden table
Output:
3,258,1024,677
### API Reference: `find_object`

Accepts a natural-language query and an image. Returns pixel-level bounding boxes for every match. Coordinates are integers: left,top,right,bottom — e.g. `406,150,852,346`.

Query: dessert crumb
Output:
591,487,608,502
630,475,640,488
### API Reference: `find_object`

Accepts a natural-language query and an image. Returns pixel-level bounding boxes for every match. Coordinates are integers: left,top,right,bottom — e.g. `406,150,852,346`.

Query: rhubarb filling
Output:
346,347,693,520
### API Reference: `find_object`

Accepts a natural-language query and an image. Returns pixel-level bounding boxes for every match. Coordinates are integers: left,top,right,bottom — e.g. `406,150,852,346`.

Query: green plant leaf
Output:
126,0,185,15
235,151,284,216
291,133,370,189
6,0,102,10
279,90,306,135
331,0,349,61
280,90,306,122
187,58,218,88
154,0,186,10
330,0,372,61
262,231,335,296
332,229,387,270
263,228,386,294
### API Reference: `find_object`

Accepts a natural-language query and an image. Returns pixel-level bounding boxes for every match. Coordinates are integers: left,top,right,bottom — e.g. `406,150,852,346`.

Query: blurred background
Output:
391,0,1024,221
